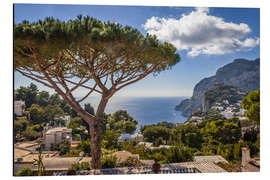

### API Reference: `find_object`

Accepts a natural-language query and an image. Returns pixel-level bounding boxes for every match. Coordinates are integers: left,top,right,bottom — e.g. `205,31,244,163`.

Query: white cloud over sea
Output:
143,7,259,57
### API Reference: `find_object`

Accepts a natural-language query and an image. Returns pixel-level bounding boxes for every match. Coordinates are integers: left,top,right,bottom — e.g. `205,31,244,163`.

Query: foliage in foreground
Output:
120,156,145,167
68,162,91,171
242,89,260,124
15,167,33,176
101,155,120,169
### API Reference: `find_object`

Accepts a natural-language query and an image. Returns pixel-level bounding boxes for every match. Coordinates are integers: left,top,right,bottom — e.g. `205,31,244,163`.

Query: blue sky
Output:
14,4,260,97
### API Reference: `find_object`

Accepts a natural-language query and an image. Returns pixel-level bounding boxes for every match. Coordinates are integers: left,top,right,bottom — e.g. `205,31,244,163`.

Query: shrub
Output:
59,142,71,156
120,157,144,167
22,128,40,141
153,137,163,147
101,155,119,168
77,140,91,156
165,145,193,163
15,167,33,176
68,162,91,171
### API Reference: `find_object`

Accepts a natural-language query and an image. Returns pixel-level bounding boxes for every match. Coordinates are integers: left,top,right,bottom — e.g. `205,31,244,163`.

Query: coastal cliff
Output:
175,58,260,117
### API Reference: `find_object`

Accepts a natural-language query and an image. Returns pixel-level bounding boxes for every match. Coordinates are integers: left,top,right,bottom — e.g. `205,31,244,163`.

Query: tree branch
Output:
16,69,54,88
115,65,157,91
77,83,98,103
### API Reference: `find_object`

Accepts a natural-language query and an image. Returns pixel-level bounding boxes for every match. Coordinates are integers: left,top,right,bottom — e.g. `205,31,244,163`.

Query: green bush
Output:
153,137,163,147
165,145,193,163
15,167,33,176
101,155,119,168
120,157,144,167
68,162,91,171
59,142,71,156
22,128,40,141
77,140,91,155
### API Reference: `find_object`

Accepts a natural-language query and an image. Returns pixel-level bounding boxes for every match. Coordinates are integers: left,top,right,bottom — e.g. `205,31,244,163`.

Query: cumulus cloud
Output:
143,7,259,56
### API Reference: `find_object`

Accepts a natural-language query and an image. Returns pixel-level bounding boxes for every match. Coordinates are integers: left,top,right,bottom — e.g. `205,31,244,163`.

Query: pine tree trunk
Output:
89,118,103,169
88,95,108,169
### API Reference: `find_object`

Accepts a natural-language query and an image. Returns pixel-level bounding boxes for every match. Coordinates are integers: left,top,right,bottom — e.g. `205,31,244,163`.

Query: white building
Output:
212,106,224,111
60,116,71,125
235,102,241,107
137,142,153,148
118,133,143,142
131,133,143,141
222,100,229,105
118,134,131,142
240,108,248,116
189,116,203,123
14,100,25,116
43,127,72,150
221,111,234,119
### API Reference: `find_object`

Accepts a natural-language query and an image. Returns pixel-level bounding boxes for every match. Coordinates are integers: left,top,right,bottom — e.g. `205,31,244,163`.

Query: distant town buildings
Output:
220,111,234,119
14,100,25,116
188,116,203,124
212,106,224,111
240,108,248,116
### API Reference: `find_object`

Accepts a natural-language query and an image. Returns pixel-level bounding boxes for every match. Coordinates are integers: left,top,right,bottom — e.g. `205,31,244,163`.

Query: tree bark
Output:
88,94,109,169
89,118,103,169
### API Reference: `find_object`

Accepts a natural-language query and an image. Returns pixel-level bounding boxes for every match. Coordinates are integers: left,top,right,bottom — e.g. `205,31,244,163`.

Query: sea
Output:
82,96,188,131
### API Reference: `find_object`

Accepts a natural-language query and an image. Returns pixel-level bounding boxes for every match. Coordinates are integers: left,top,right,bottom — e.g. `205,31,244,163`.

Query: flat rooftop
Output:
46,127,72,134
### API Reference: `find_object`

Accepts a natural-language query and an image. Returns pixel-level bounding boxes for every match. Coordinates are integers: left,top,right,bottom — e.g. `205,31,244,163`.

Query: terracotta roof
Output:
14,148,31,160
111,151,139,162
173,161,227,173
16,142,39,149
14,150,59,163
46,127,72,134
89,164,200,175
194,155,228,164
32,157,92,171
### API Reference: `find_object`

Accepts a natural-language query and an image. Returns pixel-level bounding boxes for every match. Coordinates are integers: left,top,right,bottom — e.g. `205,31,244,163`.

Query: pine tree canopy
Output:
14,16,180,80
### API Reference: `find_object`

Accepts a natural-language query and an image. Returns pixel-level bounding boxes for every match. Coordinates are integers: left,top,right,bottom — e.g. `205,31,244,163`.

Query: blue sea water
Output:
83,96,187,130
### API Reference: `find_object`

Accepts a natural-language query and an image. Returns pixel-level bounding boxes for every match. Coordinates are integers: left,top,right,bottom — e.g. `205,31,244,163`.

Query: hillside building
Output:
14,100,25,116
42,127,72,150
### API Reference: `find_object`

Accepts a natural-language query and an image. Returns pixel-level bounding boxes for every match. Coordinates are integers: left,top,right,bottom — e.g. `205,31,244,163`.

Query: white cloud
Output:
143,7,259,57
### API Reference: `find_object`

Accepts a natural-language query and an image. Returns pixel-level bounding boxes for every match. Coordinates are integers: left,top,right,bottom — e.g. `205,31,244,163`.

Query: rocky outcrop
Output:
175,58,260,117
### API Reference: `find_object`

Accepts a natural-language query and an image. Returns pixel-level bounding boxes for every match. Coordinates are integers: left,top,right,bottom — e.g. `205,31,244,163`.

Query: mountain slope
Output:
175,58,260,116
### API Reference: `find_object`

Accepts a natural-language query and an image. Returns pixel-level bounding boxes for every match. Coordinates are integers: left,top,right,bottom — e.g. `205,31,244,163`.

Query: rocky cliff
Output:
175,58,260,117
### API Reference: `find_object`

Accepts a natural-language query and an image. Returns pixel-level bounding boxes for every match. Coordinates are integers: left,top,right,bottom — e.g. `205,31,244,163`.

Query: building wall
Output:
44,129,71,150
44,134,55,150
14,101,25,116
